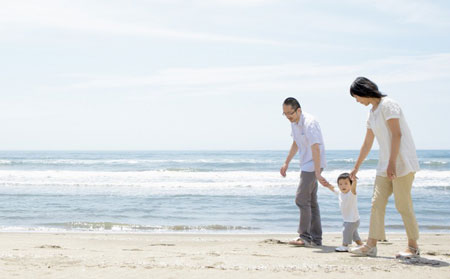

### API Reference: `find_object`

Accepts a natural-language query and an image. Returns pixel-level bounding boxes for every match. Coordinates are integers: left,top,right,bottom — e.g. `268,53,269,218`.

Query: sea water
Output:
0,150,449,234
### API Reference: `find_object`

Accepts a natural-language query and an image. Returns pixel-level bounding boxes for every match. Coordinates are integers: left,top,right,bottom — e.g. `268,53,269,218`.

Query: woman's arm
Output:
387,118,402,180
350,129,375,180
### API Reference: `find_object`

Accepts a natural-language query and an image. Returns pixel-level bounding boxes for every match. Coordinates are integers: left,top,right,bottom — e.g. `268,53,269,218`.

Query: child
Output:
324,172,363,252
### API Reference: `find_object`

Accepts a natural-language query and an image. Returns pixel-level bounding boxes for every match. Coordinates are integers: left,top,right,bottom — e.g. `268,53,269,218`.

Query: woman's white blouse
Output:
367,97,420,177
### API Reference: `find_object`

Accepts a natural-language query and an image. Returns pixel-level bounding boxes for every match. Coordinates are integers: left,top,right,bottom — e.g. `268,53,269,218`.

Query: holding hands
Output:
316,173,331,187
350,168,358,181
280,162,331,187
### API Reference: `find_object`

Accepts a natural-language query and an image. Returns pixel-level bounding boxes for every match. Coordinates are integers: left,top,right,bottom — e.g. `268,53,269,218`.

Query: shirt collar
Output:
295,112,305,127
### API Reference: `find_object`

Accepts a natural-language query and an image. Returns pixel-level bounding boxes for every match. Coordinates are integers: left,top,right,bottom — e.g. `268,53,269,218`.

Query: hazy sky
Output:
1,0,450,150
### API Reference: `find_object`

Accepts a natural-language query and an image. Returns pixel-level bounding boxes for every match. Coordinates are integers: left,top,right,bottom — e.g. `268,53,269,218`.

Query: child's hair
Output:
337,172,352,184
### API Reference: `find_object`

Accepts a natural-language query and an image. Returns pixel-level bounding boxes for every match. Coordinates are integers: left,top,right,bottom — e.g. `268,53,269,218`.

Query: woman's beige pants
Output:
369,172,419,241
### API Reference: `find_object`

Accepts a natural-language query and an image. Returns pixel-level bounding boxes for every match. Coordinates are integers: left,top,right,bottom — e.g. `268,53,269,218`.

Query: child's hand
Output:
323,184,336,193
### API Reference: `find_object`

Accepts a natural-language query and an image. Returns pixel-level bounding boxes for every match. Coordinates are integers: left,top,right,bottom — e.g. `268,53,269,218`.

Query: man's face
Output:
283,104,300,123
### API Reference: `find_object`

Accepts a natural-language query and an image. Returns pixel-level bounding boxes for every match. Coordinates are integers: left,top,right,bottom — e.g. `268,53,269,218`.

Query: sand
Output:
0,232,449,278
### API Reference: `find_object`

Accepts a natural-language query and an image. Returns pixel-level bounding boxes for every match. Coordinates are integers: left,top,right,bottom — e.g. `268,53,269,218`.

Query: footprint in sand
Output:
260,239,287,245
36,245,62,249
208,252,221,256
122,248,143,251
204,262,225,269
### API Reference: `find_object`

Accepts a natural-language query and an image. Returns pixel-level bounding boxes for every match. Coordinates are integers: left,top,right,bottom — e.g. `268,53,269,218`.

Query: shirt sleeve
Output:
305,120,323,146
366,111,372,129
382,99,401,120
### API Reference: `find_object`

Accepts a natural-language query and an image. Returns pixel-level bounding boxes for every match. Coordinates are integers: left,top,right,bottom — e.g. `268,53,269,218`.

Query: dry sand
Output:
1,232,449,278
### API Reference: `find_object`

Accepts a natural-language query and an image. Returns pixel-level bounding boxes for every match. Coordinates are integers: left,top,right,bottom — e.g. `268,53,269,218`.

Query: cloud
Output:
357,0,450,27
0,1,292,46
51,53,450,95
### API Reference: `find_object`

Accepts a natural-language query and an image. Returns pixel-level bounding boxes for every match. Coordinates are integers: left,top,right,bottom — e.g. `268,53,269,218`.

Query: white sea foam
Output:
0,158,281,165
422,160,449,166
0,169,448,193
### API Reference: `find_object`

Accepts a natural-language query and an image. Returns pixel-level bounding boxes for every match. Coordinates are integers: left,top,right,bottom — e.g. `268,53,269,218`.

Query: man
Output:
280,97,329,246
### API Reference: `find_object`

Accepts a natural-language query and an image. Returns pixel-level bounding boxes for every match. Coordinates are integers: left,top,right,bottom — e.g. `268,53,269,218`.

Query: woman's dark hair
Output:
337,172,352,184
350,77,387,98
283,97,301,111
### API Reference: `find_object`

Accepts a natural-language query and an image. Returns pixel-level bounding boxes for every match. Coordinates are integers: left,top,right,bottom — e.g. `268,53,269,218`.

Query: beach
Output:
1,232,449,278
1,150,449,278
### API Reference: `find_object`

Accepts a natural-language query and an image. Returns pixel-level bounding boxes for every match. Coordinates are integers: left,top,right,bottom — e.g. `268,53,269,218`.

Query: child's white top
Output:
335,191,360,222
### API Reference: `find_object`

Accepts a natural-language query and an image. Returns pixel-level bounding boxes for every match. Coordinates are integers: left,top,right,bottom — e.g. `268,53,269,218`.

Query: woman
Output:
348,77,420,258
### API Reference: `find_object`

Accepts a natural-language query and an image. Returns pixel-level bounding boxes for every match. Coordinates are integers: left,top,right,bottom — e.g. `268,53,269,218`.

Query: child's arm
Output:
351,177,357,195
324,184,338,194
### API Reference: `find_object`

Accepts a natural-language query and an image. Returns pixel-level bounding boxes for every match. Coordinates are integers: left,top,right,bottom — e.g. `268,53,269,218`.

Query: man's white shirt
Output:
291,112,326,172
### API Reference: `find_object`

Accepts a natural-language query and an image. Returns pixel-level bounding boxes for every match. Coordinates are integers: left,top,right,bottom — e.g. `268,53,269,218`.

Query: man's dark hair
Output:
337,172,352,184
283,97,301,111
350,77,387,98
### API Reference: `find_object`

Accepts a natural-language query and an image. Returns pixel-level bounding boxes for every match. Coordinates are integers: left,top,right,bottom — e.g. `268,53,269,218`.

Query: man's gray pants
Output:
342,220,361,245
295,171,322,245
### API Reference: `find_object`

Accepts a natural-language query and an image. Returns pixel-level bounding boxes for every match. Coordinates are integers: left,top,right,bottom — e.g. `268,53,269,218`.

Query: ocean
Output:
0,150,449,234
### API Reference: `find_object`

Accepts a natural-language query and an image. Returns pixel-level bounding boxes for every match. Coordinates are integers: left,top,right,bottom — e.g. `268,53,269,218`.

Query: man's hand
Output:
280,163,289,177
316,173,330,187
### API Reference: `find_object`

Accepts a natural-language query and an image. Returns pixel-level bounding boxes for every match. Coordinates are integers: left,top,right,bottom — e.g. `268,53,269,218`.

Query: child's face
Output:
338,178,352,193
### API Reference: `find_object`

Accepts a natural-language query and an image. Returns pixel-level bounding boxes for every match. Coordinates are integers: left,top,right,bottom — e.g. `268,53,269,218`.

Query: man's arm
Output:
280,141,298,177
311,143,330,186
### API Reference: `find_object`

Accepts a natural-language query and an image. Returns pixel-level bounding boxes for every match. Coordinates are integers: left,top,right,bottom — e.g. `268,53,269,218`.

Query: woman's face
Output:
353,95,371,106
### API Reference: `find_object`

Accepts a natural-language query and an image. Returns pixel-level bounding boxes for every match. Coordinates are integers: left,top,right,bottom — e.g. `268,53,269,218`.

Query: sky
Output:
1,0,450,150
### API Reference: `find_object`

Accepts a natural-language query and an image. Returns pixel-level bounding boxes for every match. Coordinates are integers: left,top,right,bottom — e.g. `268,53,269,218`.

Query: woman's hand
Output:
350,168,358,181
387,161,397,180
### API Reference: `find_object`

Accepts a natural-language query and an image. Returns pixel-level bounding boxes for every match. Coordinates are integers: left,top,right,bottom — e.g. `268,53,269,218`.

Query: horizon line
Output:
0,149,448,152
